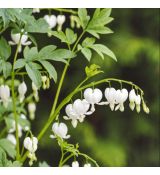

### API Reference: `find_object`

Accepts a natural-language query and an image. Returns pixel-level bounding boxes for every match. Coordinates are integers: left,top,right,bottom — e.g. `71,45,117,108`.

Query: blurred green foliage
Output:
14,9,159,167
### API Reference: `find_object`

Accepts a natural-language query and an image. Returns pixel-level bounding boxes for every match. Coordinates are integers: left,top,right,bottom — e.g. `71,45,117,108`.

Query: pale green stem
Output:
11,34,22,160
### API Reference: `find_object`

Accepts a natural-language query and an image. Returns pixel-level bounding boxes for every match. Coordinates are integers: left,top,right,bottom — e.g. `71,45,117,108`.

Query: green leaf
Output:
50,31,67,43
39,47,75,63
0,147,7,167
78,8,90,29
81,48,92,62
82,37,96,48
25,63,42,88
90,44,117,61
24,46,38,61
25,17,49,33
29,62,42,70
2,61,12,78
85,64,103,78
39,60,57,83
14,59,26,69
65,28,77,45
86,8,113,38
39,45,57,59
0,139,16,159
0,37,11,60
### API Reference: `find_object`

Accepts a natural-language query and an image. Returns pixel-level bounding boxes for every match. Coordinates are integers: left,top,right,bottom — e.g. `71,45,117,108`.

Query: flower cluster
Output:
72,161,91,167
63,87,149,128
44,14,66,31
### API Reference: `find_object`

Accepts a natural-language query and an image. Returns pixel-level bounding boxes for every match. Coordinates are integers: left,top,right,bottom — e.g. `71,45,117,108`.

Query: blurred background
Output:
20,9,159,167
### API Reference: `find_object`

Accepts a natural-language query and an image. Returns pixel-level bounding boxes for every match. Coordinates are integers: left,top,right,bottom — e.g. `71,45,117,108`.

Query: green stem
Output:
58,147,64,167
61,153,74,166
49,30,85,118
78,152,99,167
11,34,22,160
52,8,77,15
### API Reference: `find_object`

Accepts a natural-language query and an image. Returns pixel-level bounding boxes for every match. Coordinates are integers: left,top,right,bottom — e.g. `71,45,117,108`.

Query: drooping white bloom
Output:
9,33,31,52
18,81,27,103
64,99,91,128
7,134,16,145
72,161,79,167
44,15,57,29
32,8,40,13
32,82,39,101
114,89,128,112
84,163,91,167
57,15,66,31
104,87,117,111
84,88,103,112
24,136,38,166
0,85,10,108
28,102,36,120
135,94,141,113
129,89,137,110
8,120,23,137
24,136,38,153
50,122,70,139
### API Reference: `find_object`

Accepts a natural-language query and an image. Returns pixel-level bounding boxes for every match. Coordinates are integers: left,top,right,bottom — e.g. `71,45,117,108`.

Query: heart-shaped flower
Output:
44,15,57,29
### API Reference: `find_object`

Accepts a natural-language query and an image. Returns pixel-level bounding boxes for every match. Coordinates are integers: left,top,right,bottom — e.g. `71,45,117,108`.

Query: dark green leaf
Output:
25,63,42,88
2,61,12,78
39,60,57,83
0,139,16,159
0,37,11,60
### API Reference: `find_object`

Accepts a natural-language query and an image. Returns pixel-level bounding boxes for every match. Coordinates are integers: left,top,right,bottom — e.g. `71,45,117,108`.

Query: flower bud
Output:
41,76,47,89
57,15,65,31
84,163,91,167
18,81,27,103
0,85,10,108
28,102,36,120
142,102,150,114
72,161,79,167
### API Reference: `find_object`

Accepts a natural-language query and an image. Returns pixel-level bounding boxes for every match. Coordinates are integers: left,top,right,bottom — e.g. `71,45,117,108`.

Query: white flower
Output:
9,33,31,52
114,89,128,112
72,161,79,167
50,122,70,139
84,163,91,167
24,136,38,153
7,134,16,145
18,81,27,103
28,102,36,120
129,89,141,112
57,15,66,31
44,15,57,29
135,94,141,113
8,120,23,137
84,88,102,112
104,87,117,111
0,85,10,108
32,8,40,13
32,82,39,102
64,99,91,128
